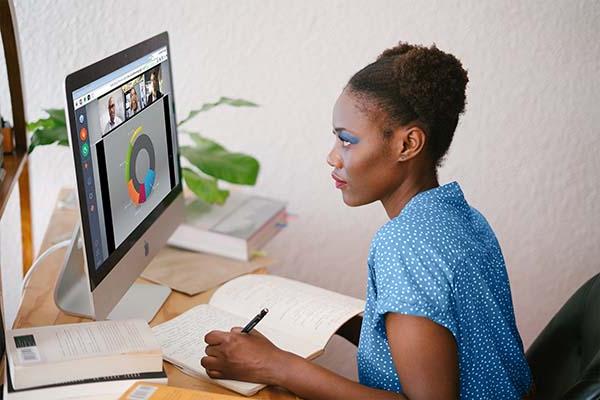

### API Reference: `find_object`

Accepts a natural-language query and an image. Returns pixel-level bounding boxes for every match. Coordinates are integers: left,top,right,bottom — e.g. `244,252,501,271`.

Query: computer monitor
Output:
58,32,184,321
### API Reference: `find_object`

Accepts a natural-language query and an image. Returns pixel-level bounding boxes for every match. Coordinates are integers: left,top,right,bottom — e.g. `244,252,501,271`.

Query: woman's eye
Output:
340,138,351,147
333,129,358,147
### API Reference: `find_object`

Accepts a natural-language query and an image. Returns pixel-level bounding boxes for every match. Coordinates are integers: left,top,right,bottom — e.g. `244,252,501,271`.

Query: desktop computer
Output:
58,32,184,321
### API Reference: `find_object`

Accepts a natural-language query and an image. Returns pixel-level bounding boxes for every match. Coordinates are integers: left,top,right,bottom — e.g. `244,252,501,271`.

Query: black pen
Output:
241,308,269,333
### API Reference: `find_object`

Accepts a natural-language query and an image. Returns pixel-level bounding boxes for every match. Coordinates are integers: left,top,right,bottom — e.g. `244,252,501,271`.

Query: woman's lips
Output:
331,173,347,189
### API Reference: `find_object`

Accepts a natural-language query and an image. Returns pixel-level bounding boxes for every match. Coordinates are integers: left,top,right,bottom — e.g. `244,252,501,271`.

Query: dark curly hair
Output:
347,42,469,168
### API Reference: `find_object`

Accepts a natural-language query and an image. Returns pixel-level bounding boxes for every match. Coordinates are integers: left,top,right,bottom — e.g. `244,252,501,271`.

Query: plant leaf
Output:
28,125,69,154
27,108,69,153
184,132,225,152
27,116,57,132
181,145,260,185
182,167,229,205
178,97,259,126
44,108,66,124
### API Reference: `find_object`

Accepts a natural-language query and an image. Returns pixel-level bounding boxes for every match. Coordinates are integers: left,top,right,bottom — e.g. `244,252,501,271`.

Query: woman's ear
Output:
395,125,427,162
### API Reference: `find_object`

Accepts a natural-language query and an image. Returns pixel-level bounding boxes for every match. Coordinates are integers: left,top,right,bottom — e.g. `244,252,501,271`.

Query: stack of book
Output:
168,191,287,261
3,319,167,399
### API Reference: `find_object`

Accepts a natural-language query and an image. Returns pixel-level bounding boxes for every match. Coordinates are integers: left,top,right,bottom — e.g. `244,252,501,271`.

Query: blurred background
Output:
1,0,599,379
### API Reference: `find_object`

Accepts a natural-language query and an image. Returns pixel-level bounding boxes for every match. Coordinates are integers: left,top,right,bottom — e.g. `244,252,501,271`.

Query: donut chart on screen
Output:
125,126,156,205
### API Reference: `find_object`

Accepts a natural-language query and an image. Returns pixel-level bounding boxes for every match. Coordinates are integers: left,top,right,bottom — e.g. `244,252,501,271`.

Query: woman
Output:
201,42,533,399
129,87,139,117
147,69,162,104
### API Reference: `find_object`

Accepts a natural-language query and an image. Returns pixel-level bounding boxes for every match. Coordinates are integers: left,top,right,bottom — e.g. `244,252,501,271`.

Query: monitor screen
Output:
66,39,181,289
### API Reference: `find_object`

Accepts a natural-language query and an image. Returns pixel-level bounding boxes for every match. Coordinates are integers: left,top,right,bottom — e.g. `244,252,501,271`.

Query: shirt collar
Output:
401,181,465,214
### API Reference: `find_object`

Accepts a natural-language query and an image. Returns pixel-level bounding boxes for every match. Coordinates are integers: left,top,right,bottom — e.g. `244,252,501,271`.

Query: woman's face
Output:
151,73,159,93
131,89,138,109
327,89,404,207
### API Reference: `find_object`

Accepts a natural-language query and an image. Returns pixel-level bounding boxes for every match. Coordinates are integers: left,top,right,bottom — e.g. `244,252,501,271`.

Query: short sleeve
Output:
371,228,458,338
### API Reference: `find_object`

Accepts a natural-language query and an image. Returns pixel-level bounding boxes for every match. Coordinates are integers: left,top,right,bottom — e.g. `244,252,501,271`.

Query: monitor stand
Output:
54,224,171,322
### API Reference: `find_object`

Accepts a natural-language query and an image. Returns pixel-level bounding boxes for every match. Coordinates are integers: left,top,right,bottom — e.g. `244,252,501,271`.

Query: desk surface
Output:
14,189,299,399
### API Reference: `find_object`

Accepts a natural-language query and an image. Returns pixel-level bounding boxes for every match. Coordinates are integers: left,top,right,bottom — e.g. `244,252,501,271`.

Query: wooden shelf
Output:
1,0,33,271
0,149,27,219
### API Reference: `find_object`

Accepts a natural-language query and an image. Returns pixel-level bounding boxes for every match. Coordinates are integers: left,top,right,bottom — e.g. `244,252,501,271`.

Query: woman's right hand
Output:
201,327,289,386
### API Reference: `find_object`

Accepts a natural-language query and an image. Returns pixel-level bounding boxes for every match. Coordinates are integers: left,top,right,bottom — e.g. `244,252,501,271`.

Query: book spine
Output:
6,361,166,392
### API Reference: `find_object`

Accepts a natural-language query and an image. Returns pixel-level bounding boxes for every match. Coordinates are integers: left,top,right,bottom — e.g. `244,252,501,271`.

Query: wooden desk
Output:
14,189,299,399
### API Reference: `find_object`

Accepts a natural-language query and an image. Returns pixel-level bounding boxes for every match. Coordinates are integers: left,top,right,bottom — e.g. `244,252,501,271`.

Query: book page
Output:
151,304,314,396
209,275,365,349
142,247,274,296
7,319,159,366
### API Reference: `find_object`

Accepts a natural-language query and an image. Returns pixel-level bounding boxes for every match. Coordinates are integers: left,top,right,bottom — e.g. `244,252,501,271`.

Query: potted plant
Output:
27,97,260,205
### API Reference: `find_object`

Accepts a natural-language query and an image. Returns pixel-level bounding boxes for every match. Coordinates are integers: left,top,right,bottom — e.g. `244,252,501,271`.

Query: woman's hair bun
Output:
348,41,469,167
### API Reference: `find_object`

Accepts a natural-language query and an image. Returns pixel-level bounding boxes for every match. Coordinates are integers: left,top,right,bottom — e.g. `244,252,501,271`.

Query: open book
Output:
152,274,365,396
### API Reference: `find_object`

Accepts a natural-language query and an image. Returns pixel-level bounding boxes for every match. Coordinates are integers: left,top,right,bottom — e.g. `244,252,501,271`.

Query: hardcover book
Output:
4,364,167,400
168,191,287,261
5,319,163,390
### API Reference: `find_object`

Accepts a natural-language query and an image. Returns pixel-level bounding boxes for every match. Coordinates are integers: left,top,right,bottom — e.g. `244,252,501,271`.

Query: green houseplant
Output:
27,97,260,205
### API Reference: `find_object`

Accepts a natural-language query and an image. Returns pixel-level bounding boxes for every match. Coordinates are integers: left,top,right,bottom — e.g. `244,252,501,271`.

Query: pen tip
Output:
262,308,269,314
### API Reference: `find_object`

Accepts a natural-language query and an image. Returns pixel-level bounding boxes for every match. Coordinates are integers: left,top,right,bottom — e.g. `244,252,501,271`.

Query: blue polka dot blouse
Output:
357,182,532,399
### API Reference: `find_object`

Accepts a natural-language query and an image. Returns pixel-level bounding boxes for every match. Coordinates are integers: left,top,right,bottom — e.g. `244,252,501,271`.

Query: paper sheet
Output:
152,304,265,396
141,246,274,295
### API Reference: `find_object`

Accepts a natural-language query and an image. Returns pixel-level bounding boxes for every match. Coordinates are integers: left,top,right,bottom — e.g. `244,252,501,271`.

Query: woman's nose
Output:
327,147,342,168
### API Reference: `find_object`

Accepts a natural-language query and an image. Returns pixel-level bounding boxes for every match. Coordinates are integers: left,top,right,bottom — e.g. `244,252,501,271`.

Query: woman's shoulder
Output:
371,200,492,262
370,211,448,264
371,214,414,249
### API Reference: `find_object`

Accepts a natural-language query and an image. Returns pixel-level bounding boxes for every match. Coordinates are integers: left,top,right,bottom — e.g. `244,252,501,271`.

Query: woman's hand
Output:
201,327,287,385
203,325,409,400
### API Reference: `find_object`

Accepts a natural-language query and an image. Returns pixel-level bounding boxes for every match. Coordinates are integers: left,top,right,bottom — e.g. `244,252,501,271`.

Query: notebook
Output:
152,274,365,396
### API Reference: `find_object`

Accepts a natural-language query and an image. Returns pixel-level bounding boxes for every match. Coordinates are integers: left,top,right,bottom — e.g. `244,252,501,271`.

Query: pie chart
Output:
125,126,156,205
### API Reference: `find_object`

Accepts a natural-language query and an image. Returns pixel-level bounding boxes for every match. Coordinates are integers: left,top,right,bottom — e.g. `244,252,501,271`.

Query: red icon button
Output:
79,127,88,141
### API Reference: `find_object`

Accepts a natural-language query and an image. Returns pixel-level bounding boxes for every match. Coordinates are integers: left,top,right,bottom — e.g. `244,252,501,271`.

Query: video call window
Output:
144,67,163,105
98,88,126,135
122,76,146,118
98,64,165,136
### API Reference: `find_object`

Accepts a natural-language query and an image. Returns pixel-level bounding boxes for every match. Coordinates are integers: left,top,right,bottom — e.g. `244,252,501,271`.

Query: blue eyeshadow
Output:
338,130,360,144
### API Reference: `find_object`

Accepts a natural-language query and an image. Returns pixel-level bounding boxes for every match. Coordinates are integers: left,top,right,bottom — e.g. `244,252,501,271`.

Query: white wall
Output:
1,0,599,380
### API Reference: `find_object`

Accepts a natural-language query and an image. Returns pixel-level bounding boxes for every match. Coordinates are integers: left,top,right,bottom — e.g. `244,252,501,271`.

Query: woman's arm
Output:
202,313,459,400
385,313,459,399
283,315,459,400
275,350,406,400
202,327,405,400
